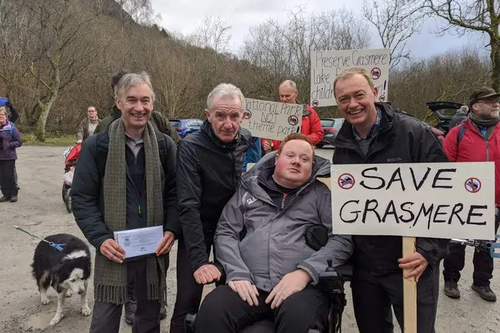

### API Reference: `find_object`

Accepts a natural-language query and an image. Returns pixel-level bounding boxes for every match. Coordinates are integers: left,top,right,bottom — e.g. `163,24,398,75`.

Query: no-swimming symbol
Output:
464,177,481,193
244,109,252,120
338,173,355,190
370,67,381,80
288,115,299,126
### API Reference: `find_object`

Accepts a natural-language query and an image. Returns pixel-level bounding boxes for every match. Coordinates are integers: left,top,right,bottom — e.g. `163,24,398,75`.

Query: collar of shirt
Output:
125,133,144,158
352,107,382,141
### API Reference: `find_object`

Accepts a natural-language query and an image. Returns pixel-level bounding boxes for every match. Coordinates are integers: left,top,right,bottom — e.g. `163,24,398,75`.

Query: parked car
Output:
316,118,345,148
425,101,463,136
171,118,204,139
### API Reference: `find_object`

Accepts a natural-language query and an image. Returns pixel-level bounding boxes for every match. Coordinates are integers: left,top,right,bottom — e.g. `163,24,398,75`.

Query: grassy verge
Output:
23,134,76,147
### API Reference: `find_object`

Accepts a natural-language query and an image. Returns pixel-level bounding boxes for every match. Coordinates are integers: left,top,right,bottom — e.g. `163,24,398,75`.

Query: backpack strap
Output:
9,124,14,138
456,123,466,147
155,130,168,167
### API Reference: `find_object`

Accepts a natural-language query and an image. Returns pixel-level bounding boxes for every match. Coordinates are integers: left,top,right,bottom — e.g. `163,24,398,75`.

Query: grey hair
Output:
116,72,155,101
207,83,245,111
280,80,297,91
0,107,6,115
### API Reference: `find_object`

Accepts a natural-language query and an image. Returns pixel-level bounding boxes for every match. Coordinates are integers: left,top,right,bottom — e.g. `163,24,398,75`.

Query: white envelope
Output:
114,226,163,259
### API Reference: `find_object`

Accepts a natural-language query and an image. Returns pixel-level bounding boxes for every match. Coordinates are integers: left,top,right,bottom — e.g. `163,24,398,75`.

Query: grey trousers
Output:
89,258,161,333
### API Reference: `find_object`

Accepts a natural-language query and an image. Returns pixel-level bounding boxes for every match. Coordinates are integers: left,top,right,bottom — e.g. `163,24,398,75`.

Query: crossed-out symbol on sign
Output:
338,173,355,190
464,177,481,193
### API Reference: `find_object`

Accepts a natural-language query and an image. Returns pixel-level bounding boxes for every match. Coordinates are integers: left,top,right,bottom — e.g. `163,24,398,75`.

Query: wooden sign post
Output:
402,237,417,333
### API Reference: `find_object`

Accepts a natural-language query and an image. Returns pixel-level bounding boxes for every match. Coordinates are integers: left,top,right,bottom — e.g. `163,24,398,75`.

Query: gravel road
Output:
1,145,499,332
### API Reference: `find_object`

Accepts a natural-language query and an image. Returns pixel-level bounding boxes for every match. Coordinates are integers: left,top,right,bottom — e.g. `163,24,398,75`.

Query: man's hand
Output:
193,264,221,285
155,231,175,256
398,252,428,281
228,280,260,306
265,269,311,309
263,140,272,152
100,239,125,263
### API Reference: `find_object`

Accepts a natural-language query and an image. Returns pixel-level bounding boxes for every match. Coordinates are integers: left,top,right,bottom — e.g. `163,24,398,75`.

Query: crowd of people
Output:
2,64,498,333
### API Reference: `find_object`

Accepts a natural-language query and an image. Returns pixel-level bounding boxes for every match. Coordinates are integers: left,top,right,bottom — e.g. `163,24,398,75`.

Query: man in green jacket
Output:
95,69,181,145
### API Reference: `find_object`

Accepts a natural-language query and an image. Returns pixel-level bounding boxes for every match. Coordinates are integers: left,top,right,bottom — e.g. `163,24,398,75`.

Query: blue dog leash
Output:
14,226,65,252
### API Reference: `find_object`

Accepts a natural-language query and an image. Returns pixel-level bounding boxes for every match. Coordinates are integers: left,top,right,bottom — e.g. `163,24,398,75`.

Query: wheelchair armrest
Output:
184,313,197,333
318,264,353,294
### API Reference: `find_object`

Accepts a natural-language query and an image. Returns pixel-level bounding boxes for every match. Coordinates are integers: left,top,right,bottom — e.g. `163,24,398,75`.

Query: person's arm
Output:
297,184,354,285
10,126,22,149
215,187,253,283
177,140,209,271
6,101,18,123
304,107,324,145
443,125,459,162
71,137,113,249
76,119,86,142
161,135,181,237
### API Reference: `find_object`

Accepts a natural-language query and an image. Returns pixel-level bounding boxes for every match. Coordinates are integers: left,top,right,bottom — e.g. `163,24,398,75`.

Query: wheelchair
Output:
184,261,353,333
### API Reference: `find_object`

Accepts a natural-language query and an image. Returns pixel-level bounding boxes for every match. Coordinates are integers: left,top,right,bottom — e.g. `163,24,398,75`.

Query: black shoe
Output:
9,196,17,202
444,280,460,299
124,301,136,325
160,305,167,320
472,284,497,302
0,196,9,203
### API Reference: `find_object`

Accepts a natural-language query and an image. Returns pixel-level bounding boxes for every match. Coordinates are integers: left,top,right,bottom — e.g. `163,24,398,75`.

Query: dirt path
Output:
1,145,499,332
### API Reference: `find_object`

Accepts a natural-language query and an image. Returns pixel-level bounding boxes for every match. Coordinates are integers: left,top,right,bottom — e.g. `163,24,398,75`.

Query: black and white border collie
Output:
31,233,92,326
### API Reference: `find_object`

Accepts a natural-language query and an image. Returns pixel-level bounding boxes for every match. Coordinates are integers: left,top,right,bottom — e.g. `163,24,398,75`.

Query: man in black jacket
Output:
72,72,179,333
170,83,251,333
94,69,179,324
332,67,449,333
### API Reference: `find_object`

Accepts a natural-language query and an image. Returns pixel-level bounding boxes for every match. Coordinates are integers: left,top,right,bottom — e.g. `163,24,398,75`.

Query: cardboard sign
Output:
310,48,390,107
331,162,496,240
241,98,302,140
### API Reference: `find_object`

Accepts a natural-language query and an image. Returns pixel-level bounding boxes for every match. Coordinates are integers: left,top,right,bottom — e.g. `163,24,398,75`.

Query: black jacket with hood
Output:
177,120,252,272
332,102,450,277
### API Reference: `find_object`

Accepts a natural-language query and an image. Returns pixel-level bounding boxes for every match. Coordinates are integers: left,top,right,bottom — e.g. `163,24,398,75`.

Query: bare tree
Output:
240,8,370,101
22,0,103,141
389,46,490,121
191,15,232,54
363,0,426,68
423,0,500,90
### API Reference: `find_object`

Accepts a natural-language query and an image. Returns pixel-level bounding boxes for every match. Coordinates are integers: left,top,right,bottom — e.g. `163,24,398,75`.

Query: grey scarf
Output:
469,113,500,140
94,119,167,305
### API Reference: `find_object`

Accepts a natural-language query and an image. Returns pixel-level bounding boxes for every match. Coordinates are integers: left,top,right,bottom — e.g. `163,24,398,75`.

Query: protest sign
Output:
241,98,302,140
310,48,390,107
331,162,496,240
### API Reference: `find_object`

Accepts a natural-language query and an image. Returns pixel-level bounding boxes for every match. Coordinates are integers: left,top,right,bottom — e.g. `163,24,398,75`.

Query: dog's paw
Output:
49,313,64,326
81,306,92,316
65,292,72,298
41,295,50,305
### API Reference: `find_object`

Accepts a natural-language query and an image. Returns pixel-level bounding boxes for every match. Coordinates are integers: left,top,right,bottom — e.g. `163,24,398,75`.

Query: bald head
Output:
279,80,298,104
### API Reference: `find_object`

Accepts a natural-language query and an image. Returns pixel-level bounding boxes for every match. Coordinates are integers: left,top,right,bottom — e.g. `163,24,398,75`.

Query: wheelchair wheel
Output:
65,188,72,213
62,185,67,203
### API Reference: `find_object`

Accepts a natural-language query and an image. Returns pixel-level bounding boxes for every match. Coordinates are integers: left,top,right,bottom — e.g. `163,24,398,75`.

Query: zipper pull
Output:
138,203,143,217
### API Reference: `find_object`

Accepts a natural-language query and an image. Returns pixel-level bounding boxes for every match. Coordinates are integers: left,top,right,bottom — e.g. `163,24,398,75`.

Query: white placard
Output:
331,162,495,240
310,48,390,107
242,98,302,141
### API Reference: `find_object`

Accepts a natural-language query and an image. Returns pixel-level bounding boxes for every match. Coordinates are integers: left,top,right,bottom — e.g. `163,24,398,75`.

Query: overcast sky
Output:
150,0,489,61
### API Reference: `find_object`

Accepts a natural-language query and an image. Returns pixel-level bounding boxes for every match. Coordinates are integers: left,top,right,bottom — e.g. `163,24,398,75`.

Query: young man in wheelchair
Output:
194,133,354,333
